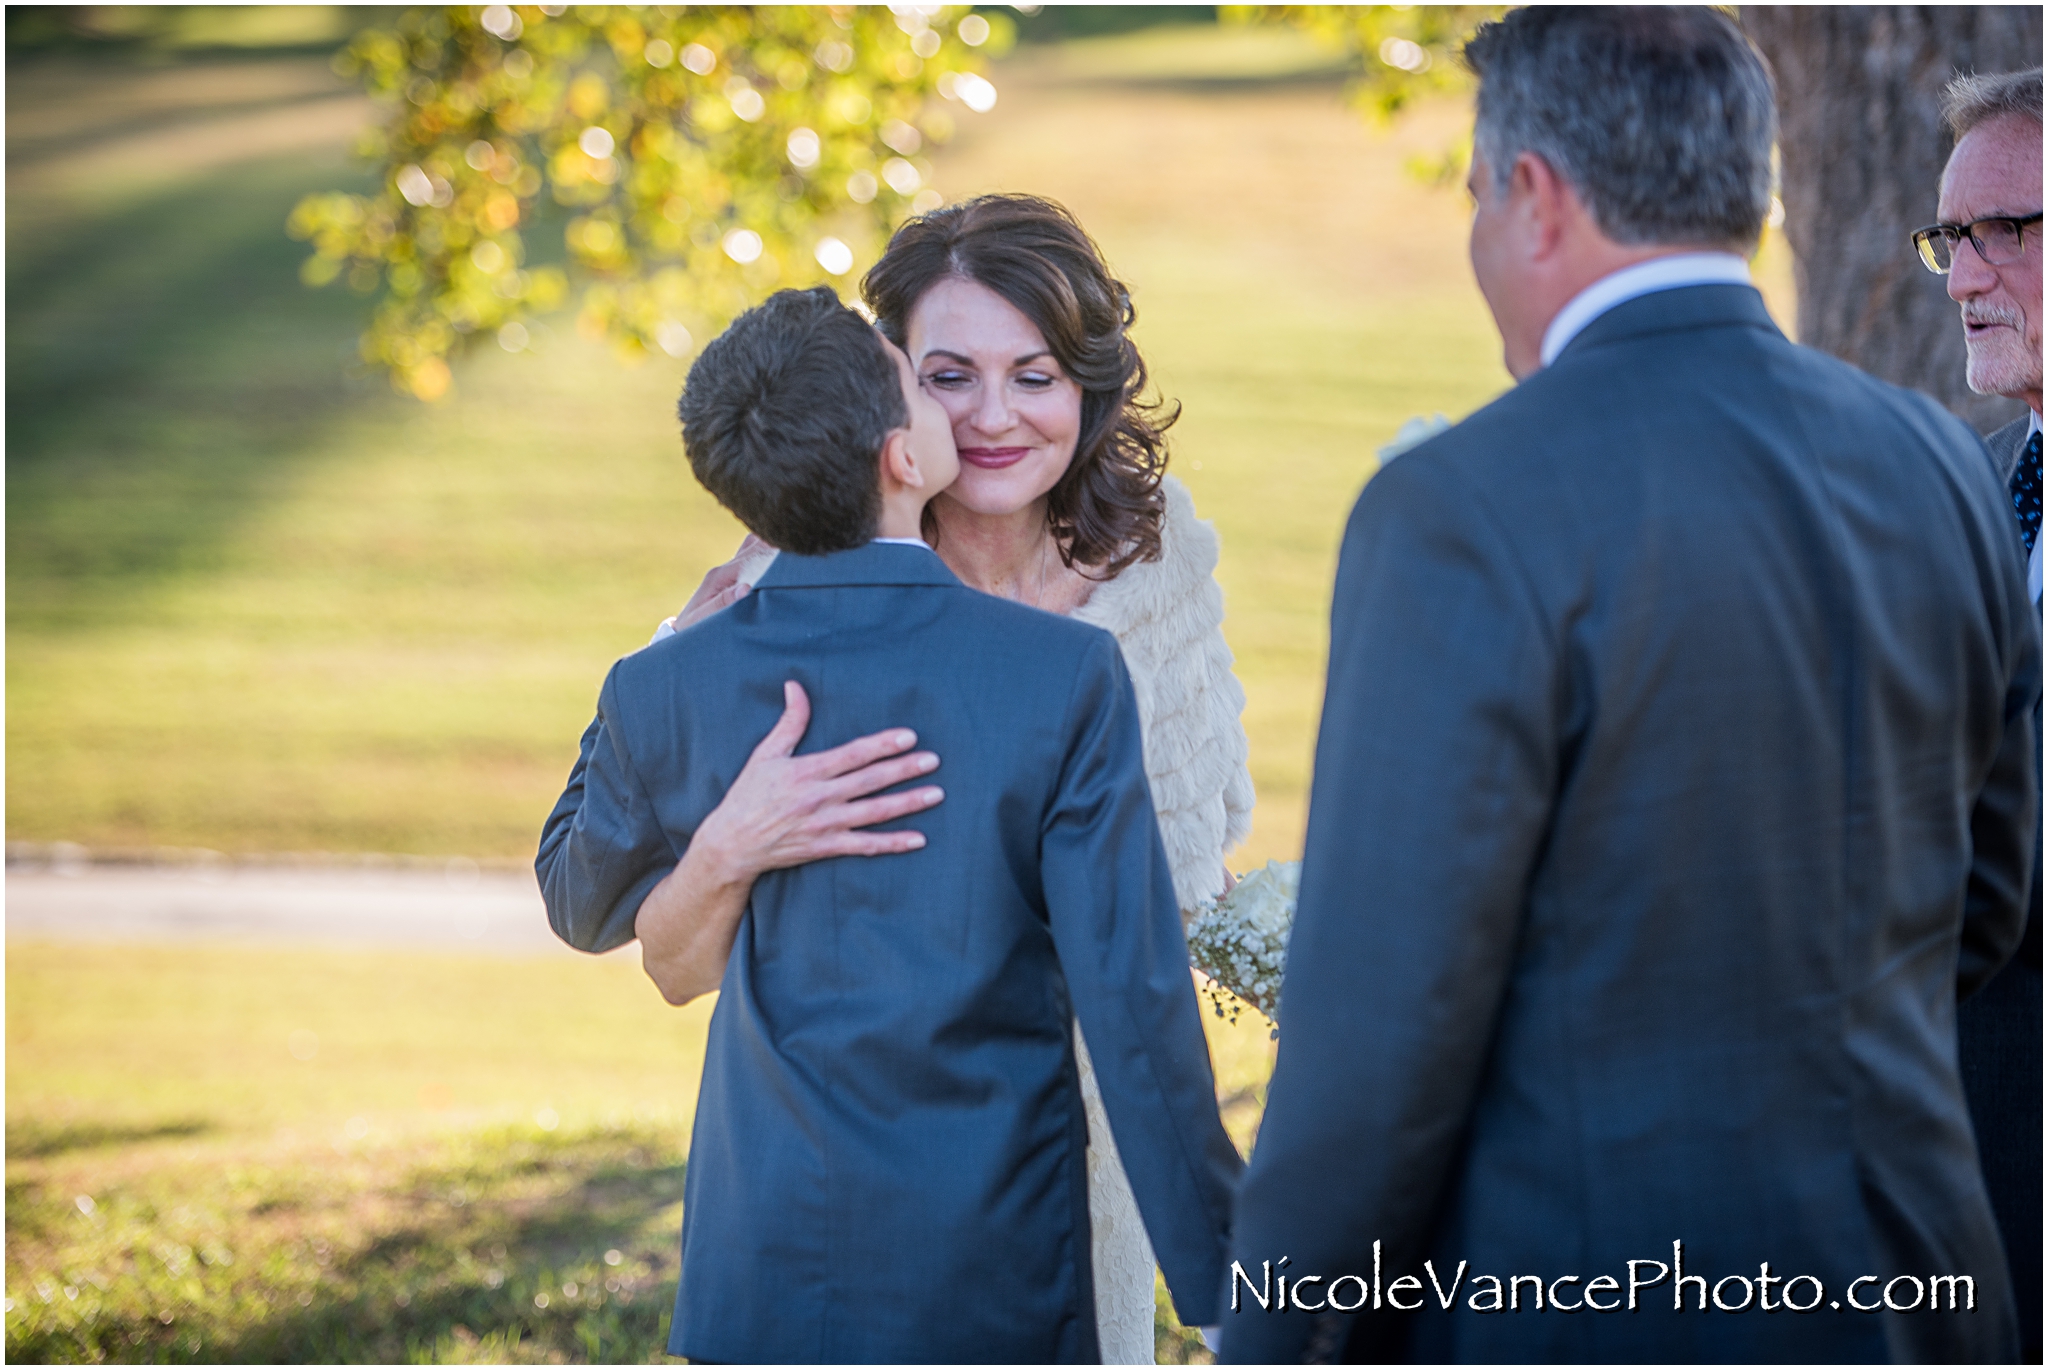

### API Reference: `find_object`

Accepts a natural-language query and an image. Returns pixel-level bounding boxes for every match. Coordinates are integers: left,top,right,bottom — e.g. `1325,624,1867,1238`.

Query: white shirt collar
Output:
1539,252,1754,368
2027,408,2040,440
872,536,933,549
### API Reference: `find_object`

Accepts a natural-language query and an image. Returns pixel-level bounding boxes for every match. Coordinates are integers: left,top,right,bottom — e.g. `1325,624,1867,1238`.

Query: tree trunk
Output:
1742,6,2039,434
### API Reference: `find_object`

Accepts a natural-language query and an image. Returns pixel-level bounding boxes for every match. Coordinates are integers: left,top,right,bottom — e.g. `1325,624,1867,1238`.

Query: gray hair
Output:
1942,67,2043,139
1463,7,1778,252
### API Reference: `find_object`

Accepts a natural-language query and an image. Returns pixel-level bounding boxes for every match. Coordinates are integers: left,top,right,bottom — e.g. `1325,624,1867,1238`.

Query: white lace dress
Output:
1065,476,1253,1362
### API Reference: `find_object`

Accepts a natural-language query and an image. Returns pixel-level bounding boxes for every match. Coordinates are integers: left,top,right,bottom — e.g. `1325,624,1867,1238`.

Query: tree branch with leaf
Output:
290,4,1010,400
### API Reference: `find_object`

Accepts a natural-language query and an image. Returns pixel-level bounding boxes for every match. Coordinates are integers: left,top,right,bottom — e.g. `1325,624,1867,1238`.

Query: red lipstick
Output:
958,446,1031,469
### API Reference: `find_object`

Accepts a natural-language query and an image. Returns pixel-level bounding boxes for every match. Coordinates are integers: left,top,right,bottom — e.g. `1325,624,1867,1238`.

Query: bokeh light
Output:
479,5,521,41
881,158,922,195
880,119,922,155
395,164,433,207
953,71,998,112
721,228,763,264
786,126,822,170
727,81,765,122
1378,37,1430,73
655,321,694,358
814,236,855,276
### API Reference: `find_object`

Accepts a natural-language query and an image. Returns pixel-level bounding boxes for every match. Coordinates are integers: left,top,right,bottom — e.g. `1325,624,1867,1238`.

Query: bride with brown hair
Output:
636,193,1252,1362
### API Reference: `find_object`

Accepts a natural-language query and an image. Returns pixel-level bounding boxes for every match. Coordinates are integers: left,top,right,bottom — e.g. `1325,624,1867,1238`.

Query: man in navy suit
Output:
1924,65,2044,1364
537,287,1240,1362
1223,9,2037,1363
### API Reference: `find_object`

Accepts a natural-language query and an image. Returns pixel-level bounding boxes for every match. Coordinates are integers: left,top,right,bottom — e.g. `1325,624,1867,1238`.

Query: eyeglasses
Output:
1911,213,2043,273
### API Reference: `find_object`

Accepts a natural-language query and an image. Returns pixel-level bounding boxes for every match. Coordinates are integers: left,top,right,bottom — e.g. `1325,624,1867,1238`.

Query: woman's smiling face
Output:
904,275,1084,519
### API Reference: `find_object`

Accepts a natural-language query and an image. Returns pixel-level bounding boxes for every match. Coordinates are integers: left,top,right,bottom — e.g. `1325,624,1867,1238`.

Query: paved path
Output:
5,860,569,954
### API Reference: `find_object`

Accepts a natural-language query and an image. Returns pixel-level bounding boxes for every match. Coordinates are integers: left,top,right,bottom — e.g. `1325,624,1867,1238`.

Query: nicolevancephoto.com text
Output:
1230,1241,1984,1318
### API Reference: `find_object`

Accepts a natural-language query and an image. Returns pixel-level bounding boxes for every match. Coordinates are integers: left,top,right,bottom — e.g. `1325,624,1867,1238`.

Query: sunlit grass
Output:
7,1118,686,1365
5,943,716,1136
6,942,1275,1363
5,940,713,1362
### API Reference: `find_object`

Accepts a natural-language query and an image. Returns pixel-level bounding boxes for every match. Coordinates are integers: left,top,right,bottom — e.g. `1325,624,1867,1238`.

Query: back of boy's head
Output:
678,286,907,556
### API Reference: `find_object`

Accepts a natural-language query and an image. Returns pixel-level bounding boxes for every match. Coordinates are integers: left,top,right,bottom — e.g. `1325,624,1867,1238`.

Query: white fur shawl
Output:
1072,476,1254,910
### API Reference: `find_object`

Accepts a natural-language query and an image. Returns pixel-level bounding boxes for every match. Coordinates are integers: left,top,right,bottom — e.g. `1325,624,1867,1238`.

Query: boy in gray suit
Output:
538,287,1239,1363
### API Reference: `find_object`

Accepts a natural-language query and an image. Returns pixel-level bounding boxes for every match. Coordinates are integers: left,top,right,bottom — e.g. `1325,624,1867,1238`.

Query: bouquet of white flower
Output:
1185,860,1300,1035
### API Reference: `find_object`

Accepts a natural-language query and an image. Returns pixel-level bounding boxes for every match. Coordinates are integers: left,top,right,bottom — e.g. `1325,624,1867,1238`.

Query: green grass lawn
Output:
6,19,1797,1364
6,942,708,1363
6,942,1277,1363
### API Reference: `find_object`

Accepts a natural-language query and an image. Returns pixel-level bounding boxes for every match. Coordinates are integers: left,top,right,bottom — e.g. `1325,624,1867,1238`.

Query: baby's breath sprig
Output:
1185,860,1300,1039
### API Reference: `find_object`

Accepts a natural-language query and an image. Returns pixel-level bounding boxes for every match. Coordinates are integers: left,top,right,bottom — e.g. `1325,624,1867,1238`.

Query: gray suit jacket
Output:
537,542,1241,1363
1986,412,2032,484
1223,286,2038,1363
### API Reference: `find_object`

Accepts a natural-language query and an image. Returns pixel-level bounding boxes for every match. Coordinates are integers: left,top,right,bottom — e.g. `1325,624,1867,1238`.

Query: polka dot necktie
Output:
2013,429,2043,554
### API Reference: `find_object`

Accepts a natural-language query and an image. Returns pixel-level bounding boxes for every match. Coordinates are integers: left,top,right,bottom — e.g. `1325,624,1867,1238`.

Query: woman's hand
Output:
692,679,943,884
667,533,775,634
635,680,944,1004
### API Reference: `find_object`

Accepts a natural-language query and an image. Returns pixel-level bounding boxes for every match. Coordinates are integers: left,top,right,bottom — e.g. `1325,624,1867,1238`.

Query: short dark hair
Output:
677,286,906,556
1943,67,2043,140
1464,7,1777,252
863,193,1172,578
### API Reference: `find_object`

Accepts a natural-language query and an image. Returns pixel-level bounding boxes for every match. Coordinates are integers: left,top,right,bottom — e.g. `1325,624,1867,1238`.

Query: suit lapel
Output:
1985,415,2033,484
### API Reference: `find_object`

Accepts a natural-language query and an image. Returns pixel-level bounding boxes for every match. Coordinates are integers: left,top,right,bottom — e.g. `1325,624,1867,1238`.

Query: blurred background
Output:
6,3,1827,1362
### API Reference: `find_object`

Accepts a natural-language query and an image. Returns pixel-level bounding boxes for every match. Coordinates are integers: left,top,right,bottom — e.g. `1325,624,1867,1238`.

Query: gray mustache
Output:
1962,306,2026,329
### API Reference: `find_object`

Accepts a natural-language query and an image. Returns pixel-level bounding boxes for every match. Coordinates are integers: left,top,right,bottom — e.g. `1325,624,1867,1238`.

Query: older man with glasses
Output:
1916,68,2045,585
1918,64,2044,1365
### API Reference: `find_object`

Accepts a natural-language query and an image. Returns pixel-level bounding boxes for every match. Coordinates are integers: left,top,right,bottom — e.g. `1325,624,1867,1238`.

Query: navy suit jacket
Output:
1222,286,2038,1363
1958,412,2042,1361
537,542,1241,1363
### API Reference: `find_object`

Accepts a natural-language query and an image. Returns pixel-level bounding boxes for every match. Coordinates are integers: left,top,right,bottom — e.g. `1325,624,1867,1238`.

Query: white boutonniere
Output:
1377,412,1453,465
1186,860,1300,1035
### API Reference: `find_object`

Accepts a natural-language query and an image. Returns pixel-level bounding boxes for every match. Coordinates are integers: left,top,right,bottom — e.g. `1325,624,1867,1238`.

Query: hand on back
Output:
690,680,945,884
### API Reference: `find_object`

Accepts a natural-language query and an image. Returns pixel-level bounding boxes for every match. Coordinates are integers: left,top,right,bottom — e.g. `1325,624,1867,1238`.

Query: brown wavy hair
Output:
862,193,1174,577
